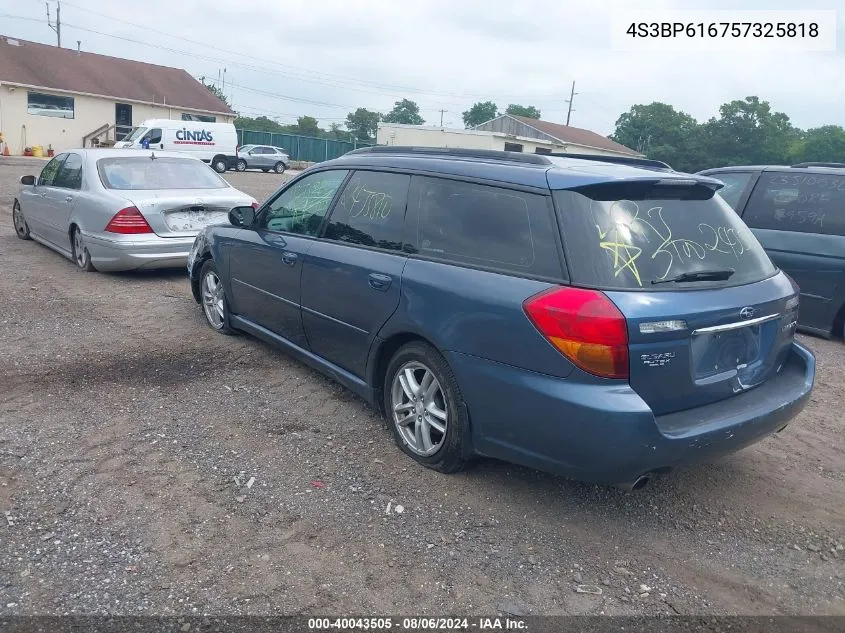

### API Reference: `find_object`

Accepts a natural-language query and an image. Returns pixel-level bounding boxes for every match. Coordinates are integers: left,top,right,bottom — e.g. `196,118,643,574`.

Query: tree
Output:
294,115,322,137
232,115,285,133
382,99,425,125
202,81,230,109
699,96,797,169
789,125,845,163
328,122,351,140
462,101,499,128
611,102,701,171
505,104,541,119
346,108,381,141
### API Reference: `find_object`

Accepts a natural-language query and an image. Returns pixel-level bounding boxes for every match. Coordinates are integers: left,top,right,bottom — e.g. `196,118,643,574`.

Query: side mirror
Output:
20,175,36,186
229,206,256,227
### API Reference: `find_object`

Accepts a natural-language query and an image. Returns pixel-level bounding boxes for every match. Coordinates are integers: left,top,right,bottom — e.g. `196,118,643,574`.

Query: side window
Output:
412,176,562,278
710,172,753,211
260,170,349,236
744,171,845,236
144,128,162,144
37,154,66,186
53,153,84,189
323,171,410,251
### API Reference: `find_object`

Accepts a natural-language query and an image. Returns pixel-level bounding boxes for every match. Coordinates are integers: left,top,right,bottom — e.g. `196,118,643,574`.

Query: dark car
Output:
698,163,845,339
188,147,815,489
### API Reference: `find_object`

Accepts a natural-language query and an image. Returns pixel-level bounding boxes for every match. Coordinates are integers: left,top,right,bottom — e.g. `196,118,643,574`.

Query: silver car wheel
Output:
73,229,90,269
202,270,226,329
12,202,27,238
236,159,247,172
391,361,448,456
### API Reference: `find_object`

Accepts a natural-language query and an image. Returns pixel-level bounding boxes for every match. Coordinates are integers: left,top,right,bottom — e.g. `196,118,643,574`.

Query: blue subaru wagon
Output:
188,147,815,489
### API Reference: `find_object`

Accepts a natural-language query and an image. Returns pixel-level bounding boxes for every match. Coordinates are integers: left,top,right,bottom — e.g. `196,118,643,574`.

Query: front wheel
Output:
383,342,468,473
212,156,228,173
236,159,247,172
12,200,30,240
274,161,286,174
72,227,96,271
200,259,234,334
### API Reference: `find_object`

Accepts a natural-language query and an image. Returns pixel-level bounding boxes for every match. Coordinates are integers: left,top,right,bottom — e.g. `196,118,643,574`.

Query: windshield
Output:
125,127,148,142
97,157,228,190
554,182,777,290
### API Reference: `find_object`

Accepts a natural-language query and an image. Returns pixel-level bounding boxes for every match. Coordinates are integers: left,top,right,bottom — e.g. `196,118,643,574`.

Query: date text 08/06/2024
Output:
307,617,528,630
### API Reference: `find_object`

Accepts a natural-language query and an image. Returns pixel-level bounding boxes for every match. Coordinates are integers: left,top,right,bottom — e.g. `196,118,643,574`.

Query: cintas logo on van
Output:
174,128,215,145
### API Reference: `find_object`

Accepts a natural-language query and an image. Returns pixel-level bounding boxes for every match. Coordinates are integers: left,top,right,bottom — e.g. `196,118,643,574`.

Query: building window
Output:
504,142,524,152
534,147,552,155
182,113,216,122
27,91,74,119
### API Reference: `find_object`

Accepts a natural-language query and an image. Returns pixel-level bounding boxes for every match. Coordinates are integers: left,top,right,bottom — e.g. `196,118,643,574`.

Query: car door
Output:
300,170,411,377
740,169,845,334
257,147,274,169
227,169,350,348
40,152,83,248
21,154,66,239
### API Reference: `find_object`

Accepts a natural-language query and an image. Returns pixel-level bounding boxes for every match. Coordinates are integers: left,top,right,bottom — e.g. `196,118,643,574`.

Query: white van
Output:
115,119,238,173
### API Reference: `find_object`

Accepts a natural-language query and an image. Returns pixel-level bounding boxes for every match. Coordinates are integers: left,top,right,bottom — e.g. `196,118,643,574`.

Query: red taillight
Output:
523,286,629,379
251,201,259,209
104,206,153,234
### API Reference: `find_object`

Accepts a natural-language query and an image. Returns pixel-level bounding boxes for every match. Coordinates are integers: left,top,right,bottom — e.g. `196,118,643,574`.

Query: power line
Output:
52,1,569,104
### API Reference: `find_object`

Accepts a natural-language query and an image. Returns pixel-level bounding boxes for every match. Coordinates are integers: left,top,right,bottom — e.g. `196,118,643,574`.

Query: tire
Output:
236,159,247,172
72,227,96,272
383,341,467,473
212,156,228,173
12,200,30,240
274,161,286,174
199,259,234,334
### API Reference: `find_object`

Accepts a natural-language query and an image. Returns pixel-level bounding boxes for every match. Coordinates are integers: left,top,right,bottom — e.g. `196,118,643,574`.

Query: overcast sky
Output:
2,0,843,134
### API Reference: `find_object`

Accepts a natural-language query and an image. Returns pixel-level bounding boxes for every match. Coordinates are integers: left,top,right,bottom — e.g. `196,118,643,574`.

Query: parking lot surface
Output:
1,157,843,616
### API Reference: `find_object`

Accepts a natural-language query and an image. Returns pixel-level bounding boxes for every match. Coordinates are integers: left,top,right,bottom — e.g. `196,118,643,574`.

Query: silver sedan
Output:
12,149,257,272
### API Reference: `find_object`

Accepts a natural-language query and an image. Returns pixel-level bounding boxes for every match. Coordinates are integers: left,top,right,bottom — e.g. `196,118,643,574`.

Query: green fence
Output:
236,130,373,163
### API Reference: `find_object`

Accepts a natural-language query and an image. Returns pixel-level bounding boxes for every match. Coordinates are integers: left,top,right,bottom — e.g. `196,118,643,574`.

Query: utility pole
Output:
565,80,577,126
47,1,61,47
439,109,446,127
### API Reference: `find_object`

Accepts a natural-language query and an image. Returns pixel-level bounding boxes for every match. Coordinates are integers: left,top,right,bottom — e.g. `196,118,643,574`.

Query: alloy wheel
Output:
202,271,226,329
390,361,448,456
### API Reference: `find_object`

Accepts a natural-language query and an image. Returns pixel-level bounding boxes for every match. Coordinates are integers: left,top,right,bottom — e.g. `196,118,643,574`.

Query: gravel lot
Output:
0,156,843,617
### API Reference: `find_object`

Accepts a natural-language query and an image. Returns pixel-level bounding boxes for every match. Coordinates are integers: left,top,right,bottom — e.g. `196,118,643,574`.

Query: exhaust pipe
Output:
615,474,650,491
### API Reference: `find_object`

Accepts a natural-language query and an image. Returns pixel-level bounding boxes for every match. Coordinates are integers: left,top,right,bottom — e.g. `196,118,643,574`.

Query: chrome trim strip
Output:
692,313,781,335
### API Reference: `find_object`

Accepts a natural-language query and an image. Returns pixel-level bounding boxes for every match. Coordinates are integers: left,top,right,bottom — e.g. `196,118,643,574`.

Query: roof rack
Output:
344,145,674,171
344,146,551,165
791,162,845,169
548,152,673,170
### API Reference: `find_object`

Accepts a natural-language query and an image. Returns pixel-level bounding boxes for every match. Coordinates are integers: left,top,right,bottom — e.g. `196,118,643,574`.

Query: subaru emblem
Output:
739,307,755,320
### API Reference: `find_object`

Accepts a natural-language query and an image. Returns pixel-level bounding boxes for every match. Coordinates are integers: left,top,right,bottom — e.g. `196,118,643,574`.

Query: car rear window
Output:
98,157,227,190
411,176,562,279
742,171,845,236
554,182,776,290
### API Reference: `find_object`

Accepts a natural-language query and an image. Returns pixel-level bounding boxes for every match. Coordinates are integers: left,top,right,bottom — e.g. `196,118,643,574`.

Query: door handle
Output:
65,196,73,203
368,273,392,291
282,252,298,266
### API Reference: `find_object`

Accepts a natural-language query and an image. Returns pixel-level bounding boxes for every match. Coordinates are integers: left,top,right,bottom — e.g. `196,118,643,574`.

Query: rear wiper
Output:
651,269,735,285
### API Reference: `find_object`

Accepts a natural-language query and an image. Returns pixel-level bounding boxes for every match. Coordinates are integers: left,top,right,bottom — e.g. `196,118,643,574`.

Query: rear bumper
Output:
84,231,197,272
448,341,815,485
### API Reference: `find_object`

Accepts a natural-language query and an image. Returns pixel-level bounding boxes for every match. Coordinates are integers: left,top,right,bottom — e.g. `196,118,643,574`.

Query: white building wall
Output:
377,124,635,157
0,85,232,154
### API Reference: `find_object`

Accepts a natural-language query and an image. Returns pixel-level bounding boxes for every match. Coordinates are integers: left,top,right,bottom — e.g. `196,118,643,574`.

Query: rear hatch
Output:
553,178,799,416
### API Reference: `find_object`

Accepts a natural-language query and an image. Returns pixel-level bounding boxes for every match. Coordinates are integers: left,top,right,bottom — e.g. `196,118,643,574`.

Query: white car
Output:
12,148,257,272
